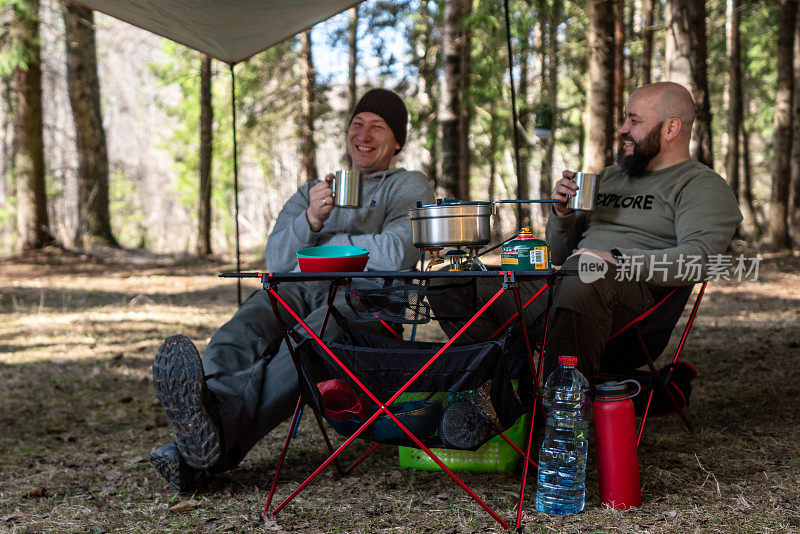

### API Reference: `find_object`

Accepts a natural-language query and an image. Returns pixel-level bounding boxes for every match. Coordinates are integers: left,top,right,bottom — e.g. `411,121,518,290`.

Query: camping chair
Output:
598,281,708,446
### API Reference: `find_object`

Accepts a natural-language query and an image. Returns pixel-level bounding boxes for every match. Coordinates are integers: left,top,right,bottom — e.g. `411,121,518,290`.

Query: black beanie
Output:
349,88,407,154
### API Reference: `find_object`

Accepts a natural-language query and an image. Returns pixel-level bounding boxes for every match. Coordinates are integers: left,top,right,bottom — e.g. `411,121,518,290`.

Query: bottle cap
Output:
558,355,578,366
595,381,628,398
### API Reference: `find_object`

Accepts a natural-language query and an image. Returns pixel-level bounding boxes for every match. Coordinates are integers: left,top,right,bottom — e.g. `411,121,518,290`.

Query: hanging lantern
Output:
534,105,553,138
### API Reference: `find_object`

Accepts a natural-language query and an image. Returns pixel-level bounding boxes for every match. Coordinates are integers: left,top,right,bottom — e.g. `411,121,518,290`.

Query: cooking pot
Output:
409,198,492,247
408,197,561,248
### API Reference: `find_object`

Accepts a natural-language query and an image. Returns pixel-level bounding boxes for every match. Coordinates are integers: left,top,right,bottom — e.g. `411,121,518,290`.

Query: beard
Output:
616,121,663,177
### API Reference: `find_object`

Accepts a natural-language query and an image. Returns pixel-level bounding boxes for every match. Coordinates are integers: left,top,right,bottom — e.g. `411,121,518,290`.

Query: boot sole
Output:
153,335,221,470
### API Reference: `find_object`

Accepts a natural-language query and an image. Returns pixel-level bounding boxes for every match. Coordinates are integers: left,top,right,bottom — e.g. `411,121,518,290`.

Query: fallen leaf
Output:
21,486,45,498
169,499,201,512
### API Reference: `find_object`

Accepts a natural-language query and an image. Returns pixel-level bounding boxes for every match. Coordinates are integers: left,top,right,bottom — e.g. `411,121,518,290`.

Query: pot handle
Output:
491,199,561,214
492,199,563,204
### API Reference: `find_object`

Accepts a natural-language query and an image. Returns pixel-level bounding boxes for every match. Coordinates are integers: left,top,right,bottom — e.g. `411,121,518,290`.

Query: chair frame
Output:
601,281,708,445
485,277,709,447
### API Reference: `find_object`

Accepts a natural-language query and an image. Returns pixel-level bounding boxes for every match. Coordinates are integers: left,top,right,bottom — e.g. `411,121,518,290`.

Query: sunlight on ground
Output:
0,307,228,365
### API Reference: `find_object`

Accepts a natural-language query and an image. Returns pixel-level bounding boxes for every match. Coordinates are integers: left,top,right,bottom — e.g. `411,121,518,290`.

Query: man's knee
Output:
556,253,615,312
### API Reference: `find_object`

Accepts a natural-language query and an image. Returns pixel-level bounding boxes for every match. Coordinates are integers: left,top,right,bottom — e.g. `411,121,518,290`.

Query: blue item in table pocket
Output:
326,400,443,442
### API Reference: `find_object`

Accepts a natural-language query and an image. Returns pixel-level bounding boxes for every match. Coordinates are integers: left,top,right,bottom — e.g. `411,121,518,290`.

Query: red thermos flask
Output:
593,380,642,509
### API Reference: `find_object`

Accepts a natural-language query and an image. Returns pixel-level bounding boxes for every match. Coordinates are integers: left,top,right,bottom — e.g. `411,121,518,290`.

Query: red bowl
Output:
297,254,369,273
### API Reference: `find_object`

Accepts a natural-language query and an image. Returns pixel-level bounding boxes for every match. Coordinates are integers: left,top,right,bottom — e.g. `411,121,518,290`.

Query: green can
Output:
500,227,550,271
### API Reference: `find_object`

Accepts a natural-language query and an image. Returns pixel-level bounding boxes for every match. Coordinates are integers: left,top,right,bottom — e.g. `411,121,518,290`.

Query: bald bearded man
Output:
433,81,742,382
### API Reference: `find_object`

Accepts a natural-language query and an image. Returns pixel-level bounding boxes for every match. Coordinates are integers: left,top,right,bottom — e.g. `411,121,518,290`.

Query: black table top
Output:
220,269,578,284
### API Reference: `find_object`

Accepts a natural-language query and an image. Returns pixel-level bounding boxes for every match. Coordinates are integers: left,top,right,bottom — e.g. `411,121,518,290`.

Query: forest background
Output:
2,2,800,531
2,0,799,260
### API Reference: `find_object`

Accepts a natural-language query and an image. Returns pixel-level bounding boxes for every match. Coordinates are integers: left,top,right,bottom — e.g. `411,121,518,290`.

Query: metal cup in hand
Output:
331,170,362,208
568,172,599,212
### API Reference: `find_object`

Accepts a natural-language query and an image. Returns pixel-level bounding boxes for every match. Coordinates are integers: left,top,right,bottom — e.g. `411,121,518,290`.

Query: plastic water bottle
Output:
535,355,589,515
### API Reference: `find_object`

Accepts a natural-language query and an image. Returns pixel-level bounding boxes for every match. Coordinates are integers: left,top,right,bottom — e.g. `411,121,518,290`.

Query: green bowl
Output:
297,245,369,258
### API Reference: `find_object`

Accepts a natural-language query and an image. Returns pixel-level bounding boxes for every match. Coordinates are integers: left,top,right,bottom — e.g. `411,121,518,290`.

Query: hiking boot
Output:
153,334,221,470
149,441,207,492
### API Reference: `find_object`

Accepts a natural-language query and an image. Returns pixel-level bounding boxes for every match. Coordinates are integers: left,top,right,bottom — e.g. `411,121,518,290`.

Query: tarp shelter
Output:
75,0,362,64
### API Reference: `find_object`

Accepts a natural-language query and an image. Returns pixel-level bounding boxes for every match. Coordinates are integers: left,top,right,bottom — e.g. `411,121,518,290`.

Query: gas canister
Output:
500,227,550,271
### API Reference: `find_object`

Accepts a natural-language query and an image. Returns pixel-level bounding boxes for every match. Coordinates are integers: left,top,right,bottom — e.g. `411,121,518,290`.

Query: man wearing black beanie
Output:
148,89,434,491
349,88,407,153
304,88,413,232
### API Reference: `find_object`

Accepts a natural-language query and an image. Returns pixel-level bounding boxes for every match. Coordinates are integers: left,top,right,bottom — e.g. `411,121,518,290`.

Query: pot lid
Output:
414,196,492,208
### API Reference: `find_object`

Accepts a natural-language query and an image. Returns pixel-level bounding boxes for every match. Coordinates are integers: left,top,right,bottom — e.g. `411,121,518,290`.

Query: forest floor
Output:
1,245,799,533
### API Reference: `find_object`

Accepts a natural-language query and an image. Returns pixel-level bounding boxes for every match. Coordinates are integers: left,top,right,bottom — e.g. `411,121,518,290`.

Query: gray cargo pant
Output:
432,254,656,382
201,281,377,471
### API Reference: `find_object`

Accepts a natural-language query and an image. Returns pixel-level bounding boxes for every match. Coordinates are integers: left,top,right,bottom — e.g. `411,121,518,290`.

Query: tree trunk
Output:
63,4,116,248
665,0,713,167
298,30,317,185
789,11,800,247
641,0,655,85
584,0,615,172
488,101,498,202
414,0,439,190
725,0,741,202
198,54,213,256
539,0,561,223
458,5,472,200
1,67,14,194
439,0,470,198
517,28,531,227
614,0,625,129
741,114,759,237
767,0,797,251
13,0,53,250
345,6,358,168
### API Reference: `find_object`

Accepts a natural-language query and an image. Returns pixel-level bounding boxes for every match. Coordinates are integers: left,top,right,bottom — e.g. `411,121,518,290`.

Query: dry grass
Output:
1,247,799,533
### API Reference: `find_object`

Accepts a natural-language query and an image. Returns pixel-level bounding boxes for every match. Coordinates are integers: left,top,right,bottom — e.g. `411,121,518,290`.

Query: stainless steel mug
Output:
332,170,362,208
568,172,599,211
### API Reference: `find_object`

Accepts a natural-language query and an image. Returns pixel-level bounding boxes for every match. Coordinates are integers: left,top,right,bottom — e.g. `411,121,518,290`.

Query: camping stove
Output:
420,246,486,271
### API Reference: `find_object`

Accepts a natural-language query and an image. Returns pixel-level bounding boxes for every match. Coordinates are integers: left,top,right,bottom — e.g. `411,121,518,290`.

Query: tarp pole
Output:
230,62,242,305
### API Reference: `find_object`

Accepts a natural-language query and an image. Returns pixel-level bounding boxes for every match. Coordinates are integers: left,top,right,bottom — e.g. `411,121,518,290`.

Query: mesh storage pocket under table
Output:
345,276,431,324
292,316,533,451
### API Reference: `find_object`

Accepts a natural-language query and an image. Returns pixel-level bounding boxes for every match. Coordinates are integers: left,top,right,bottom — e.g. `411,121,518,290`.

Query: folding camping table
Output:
222,269,566,530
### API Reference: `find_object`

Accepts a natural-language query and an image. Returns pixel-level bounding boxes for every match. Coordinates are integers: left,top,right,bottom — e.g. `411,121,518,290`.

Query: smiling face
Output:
616,119,663,177
346,112,400,174
616,90,665,176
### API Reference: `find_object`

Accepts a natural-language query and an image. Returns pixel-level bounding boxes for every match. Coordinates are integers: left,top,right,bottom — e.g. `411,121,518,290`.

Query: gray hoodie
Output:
265,168,434,272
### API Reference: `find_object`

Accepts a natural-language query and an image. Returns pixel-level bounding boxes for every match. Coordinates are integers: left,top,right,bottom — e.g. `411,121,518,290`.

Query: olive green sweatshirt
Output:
546,160,743,286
